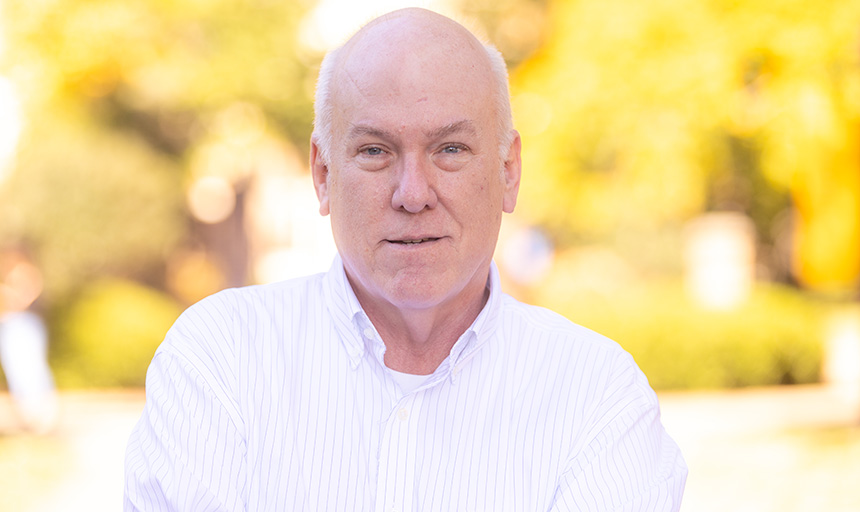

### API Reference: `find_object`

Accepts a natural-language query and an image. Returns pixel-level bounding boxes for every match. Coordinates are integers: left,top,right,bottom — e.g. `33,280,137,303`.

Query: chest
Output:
239,348,579,512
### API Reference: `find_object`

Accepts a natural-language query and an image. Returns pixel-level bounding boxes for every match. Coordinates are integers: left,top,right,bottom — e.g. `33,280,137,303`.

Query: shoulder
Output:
143,272,329,401
159,272,327,359
499,293,626,356
211,271,326,309
179,272,325,325
497,293,656,401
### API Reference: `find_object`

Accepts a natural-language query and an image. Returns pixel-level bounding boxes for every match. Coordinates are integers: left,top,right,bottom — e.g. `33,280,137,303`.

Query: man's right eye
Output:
355,145,391,171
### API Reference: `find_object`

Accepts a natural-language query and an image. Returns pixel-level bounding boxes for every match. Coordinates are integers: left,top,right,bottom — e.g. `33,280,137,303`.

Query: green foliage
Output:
538,280,825,390
0,0,316,304
1,0,316,153
0,121,186,299
50,279,181,388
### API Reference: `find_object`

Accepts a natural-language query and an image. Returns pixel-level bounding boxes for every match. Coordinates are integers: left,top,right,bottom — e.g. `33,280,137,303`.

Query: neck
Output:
352,274,490,375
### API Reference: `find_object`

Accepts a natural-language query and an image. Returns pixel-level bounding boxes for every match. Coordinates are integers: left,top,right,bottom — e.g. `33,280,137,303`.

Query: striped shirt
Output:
124,256,687,511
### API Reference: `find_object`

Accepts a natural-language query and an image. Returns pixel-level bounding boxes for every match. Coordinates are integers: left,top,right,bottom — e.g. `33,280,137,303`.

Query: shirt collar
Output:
322,254,503,374
322,254,369,369
447,261,502,372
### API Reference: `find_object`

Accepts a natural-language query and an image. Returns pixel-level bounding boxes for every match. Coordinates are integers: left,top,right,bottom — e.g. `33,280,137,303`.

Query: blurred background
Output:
1,0,859,510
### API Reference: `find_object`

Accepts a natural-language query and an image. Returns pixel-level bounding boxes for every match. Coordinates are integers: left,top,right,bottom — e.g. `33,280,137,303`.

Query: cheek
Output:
329,172,388,226
473,172,504,211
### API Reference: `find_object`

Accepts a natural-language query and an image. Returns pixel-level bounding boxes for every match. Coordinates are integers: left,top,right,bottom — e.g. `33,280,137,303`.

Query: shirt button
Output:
363,327,374,339
397,408,409,421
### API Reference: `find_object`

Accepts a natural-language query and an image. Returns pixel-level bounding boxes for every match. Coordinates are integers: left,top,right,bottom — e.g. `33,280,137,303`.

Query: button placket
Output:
374,393,424,512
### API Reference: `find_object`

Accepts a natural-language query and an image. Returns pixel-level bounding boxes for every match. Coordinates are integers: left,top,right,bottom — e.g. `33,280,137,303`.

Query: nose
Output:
391,153,438,213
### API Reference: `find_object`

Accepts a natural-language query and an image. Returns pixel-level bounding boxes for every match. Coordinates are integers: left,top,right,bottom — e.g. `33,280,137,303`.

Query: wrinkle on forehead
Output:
340,63,372,104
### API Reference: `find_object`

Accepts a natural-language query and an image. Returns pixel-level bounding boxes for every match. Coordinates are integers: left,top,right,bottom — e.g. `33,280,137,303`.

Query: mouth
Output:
387,237,441,245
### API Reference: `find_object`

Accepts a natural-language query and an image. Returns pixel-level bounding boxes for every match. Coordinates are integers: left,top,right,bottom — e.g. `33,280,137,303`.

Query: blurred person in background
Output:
0,245,58,434
125,8,686,511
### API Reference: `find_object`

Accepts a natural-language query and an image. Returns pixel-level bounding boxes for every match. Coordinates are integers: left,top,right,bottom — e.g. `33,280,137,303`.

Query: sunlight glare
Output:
299,0,458,52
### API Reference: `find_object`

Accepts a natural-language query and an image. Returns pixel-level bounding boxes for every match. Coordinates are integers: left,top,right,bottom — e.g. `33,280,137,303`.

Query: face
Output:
312,20,520,316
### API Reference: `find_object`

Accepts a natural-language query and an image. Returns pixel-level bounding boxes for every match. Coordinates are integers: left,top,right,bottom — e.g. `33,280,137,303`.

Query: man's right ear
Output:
310,140,331,216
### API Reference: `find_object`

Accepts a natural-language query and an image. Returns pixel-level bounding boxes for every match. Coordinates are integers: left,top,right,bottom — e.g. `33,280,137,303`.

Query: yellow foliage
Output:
510,0,860,291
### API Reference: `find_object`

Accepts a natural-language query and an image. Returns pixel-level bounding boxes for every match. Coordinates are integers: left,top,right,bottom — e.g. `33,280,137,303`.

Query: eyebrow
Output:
346,120,478,142
426,120,477,139
347,124,395,141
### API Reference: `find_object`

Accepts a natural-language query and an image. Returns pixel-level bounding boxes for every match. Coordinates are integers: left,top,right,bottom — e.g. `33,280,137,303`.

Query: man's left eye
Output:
442,145,464,153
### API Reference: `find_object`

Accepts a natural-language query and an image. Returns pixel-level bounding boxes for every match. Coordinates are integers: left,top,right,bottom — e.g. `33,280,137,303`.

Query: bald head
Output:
345,8,484,56
312,8,513,165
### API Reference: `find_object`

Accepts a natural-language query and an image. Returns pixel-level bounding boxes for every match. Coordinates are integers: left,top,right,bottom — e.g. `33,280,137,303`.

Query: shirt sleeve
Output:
124,298,247,512
549,352,687,511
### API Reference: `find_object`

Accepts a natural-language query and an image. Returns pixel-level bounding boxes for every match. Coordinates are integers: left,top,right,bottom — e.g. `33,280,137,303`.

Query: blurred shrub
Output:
50,279,181,388
0,124,186,301
536,279,825,390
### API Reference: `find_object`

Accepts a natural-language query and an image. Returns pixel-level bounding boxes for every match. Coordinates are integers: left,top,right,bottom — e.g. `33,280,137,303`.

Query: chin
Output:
383,279,450,310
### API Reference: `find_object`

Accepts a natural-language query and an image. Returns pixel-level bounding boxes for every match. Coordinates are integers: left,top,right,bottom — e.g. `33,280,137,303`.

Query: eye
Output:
433,143,471,172
441,144,466,154
355,144,392,172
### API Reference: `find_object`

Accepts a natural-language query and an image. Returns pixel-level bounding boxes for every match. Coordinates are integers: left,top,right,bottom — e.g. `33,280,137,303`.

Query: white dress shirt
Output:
125,256,686,511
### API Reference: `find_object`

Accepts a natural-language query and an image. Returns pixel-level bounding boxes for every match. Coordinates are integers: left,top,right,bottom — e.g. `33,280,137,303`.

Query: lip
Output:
384,236,443,245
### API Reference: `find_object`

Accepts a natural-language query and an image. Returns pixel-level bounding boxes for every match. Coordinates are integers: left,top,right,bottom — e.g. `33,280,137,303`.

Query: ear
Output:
310,139,331,216
502,130,522,214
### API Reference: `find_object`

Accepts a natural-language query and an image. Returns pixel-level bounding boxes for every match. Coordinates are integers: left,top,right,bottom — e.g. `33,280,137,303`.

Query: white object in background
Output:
683,212,756,310
823,307,860,407
0,310,58,433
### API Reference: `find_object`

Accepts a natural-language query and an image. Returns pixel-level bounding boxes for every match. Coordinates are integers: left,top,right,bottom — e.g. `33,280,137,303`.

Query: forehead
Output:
329,16,496,133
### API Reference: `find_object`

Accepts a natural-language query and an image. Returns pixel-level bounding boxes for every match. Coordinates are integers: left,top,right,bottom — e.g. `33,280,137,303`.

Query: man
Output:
125,8,686,511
